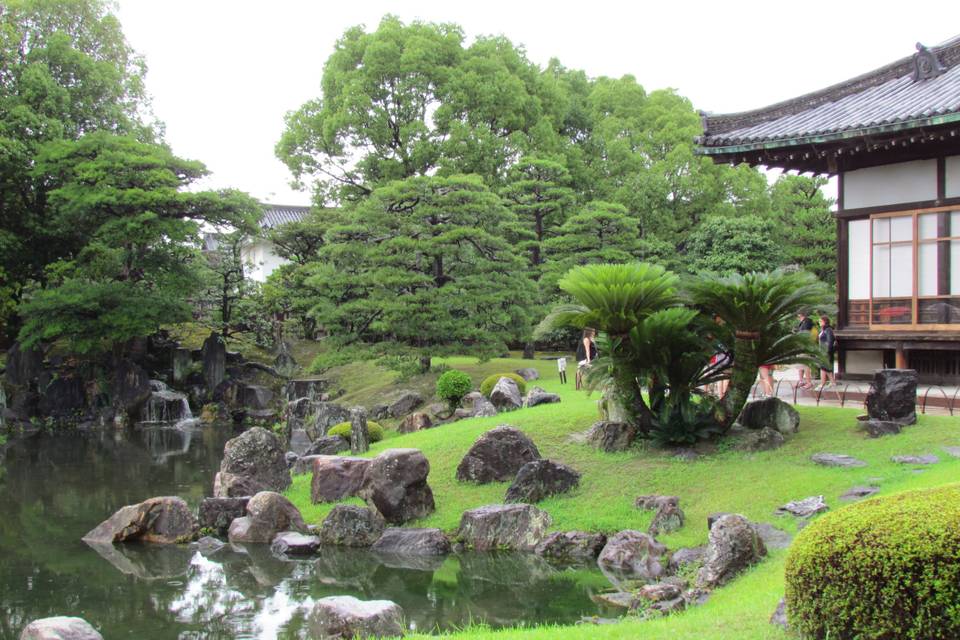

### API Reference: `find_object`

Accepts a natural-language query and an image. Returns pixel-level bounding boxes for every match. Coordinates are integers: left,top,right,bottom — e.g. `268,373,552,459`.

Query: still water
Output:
0,426,614,639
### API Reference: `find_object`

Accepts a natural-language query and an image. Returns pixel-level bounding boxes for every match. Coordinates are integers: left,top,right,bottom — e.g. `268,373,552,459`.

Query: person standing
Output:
575,328,598,389
818,315,837,387
795,312,815,389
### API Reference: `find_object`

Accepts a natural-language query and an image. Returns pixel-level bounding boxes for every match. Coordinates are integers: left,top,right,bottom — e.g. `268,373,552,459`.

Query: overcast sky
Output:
114,1,960,206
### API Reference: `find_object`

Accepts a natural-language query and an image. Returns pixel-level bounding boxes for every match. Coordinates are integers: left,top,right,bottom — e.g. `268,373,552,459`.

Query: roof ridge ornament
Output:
912,42,946,81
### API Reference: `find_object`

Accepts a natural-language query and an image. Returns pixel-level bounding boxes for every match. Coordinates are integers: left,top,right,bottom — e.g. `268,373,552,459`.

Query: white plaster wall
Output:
845,350,884,375
848,219,871,299
947,155,960,198
242,240,289,283
843,159,937,209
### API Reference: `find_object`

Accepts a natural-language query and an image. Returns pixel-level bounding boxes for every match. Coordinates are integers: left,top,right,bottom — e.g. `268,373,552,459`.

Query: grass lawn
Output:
285,355,960,639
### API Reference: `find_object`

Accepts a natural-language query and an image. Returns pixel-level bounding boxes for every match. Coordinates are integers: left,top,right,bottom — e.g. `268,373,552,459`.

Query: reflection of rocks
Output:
82,496,198,544
311,547,384,591
456,551,556,587
19,617,103,640
372,551,446,573
85,540,193,580
307,596,405,640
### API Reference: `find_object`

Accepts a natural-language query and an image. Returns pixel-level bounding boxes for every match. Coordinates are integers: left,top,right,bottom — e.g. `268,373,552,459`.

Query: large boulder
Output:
461,391,498,418
310,455,370,503
37,374,87,420
635,495,685,535
398,412,433,434
307,596,405,640
586,421,637,452
489,377,523,412
227,491,307,544
455,425,541,483
457,503,552,551
697,514,767,588
201,332,226,392
285,379,327,402
515,368,540,381
4,341,43,389
318,505,386,547
371,528,452,556
110,359,152,419
271,531,321,556
738,397,800,434
504,459,580,503
388,390,423,417
214,427,291,498
303,435,350,457
198,497,250,538
597,530,668,582
19,617,103,640
83,496,197,544
535,531,607,561
738,426,786,452
305,402,351,440
359,449,435,524
865,368,918,425
525,387,561,408
861,419,902,438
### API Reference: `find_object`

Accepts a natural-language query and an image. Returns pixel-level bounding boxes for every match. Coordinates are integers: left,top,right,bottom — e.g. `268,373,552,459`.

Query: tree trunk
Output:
718,335,759,430
522,342,535,359
419,355,431,373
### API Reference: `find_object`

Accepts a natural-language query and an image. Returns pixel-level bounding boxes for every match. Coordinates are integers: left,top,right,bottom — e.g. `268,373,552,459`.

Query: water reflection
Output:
0,427,613,639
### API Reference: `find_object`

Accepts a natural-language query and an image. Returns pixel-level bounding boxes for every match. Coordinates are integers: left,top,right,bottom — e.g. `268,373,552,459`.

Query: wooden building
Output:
697,36,960,384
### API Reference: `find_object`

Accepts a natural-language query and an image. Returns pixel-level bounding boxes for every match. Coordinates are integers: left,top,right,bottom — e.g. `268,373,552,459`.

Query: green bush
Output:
479,373,527,398
436,370,473,409
785,483,960,639
327,421,384,442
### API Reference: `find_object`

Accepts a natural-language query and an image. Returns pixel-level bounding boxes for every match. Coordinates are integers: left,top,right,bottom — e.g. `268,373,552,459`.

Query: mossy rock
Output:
785,483,960,639
327,421,385,443
479,373,527,398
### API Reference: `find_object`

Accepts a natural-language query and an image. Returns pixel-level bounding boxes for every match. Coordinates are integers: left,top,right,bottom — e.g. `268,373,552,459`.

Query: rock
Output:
668,546,706,572
198,497,250,538
370,404,389,421
4,341,43,388
865,368,918,425
228,491,306,544
455,425,541,483
388,391,423,418
635,495,685,535
201,332,226,392
371,528,452,556
515,368,540,381
840,485,880,501
240,384,274,411
943,446,960,458
318,505,386,547
274,341,298,376
650,596,686,615
525,387,561,408
737,397,800,434
271,531,321,556
751,523,793,551
110,359,152,418
811,453,867,468
289,428,313,454
505,459,580,503
310,456,371,503
350,407,370,454
359,449,435,524
285,451,300,468
586,421,637,452
489,377,523,412
38,374,86,420
592,592,639,610
307,596,405,640
472,397,498,417
535,531,607,561
776,495,828,518
639,583,682,602
458,503,552,551
196,536,226,556
861,419,902,437
697,514,766,588
306,402,351,440
398,412,433,434
285,379,327,402
303,435,351,457
19,617,103,640
738,427,785,451
597,531,668,583
83,496,197,544
770,597,788,630
635,495,678,511
891,454,939,465
214,427,291,497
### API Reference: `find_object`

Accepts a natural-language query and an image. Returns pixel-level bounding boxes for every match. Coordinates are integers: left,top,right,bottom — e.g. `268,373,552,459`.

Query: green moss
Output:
479,372,527,398
786,483,960,639
327,420,384,442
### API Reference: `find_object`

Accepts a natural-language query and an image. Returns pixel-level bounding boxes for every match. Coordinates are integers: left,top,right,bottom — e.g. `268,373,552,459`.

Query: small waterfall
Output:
142,380,195,426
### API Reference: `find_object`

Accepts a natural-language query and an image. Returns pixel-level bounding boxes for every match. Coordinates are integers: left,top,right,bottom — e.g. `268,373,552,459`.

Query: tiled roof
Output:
699,35,960,151
260,203,311,229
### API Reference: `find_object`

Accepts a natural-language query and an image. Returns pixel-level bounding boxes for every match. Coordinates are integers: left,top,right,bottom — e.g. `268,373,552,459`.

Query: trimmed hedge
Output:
327,421,385,443
436,370,473,408
785,483,960,639
479,373,527,398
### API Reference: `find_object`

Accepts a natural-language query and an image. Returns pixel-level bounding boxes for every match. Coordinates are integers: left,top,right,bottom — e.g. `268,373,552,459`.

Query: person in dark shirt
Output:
818,315,837,387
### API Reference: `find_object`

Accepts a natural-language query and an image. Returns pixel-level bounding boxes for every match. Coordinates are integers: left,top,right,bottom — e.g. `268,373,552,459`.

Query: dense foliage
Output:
786,484,960,639
436,370,473,411
479,373,527,398
328,421,385,443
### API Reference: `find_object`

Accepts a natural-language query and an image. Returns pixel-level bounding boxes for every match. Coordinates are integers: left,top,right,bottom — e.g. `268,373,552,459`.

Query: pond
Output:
0,425,619,639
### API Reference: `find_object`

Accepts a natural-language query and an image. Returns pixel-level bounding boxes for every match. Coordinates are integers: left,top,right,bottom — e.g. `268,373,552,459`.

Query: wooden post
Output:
895,343,908,369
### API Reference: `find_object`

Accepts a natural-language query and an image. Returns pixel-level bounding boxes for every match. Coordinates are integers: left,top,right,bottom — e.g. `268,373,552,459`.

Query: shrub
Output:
479,373,527,398
436,370,473,410
785,484,960,639
327,421,384,443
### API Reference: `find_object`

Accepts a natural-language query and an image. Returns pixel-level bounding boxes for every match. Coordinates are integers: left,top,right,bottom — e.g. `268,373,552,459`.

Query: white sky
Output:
115,0,960,206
